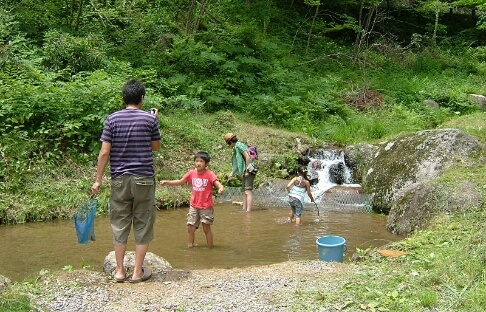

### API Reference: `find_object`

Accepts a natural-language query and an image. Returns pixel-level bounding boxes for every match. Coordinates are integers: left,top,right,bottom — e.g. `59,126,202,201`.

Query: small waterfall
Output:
304,149,360,204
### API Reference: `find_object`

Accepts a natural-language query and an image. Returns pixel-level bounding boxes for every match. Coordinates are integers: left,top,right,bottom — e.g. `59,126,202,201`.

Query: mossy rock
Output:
362,128,483,214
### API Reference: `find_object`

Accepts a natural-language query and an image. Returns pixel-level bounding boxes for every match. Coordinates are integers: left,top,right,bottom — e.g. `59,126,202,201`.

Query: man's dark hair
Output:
122,79,146,105
194,151,211,163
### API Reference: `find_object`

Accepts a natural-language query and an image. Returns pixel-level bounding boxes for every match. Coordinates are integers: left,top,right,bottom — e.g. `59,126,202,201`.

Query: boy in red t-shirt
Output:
160,151,224,247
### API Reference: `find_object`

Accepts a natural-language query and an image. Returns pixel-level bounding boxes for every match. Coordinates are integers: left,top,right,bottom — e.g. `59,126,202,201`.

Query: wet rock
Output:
328,162,346,184
103,251,172,277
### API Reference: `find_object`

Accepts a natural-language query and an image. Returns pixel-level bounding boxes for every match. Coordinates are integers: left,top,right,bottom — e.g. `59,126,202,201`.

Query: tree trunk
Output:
193,0,210,34
432,7,439,46
353,0,365,55
305,4,319,56
75,0,85,32
185,0,197,35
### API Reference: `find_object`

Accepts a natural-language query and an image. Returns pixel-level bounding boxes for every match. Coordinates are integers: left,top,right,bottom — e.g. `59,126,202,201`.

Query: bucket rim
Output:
316,235,346,247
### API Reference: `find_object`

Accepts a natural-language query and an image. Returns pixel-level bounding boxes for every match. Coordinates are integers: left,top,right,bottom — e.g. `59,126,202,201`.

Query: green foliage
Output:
0,291,31,312
0,0,485,227
42,30,107,75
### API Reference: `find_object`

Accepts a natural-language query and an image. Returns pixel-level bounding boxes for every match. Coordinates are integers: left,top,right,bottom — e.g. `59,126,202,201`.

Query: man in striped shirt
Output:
92,79,161,283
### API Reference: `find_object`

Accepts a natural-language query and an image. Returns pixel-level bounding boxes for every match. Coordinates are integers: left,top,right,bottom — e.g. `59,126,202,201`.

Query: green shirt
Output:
232,141,248,176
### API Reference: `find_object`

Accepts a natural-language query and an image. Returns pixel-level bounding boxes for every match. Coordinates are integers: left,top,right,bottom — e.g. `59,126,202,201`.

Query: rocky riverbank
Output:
31,260,351,312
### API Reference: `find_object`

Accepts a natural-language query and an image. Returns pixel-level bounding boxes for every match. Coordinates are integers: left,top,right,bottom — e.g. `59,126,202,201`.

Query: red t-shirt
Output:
183,169,219,209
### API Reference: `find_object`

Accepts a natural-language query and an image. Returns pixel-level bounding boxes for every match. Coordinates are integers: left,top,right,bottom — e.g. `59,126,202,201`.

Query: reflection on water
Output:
0,203,401,281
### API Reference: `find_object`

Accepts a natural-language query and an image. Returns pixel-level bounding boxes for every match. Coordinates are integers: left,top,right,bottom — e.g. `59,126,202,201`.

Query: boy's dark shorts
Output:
242,172,256,191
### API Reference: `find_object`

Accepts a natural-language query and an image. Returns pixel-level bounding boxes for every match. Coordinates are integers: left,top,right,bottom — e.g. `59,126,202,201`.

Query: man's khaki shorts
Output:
110,175,156,245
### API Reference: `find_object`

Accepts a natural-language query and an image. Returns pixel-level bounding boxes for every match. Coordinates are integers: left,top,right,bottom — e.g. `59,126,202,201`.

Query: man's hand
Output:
91,181,101,195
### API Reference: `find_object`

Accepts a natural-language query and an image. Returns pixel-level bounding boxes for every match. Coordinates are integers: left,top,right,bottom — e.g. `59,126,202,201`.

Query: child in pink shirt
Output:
160,151,224,247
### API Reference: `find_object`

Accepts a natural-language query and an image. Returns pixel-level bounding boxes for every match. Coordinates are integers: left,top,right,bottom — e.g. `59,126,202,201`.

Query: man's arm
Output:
91,141,111,194
151,140,161,151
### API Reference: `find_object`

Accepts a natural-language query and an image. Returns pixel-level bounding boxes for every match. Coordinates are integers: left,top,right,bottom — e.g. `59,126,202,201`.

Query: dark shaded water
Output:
0,203,401,281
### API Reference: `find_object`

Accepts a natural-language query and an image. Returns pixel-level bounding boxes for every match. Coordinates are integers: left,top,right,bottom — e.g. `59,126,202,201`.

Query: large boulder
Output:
345,143,379,182
353,128,486,235
362,128,483,215
387,181,483,235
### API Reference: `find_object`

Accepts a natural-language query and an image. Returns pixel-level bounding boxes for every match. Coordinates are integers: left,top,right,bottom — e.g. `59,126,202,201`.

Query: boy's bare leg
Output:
245,190,253,212
295,217,301,225
242,191,247,211
132,243,149,280
202,223,213,247
187,224,197,247
114,244,127,280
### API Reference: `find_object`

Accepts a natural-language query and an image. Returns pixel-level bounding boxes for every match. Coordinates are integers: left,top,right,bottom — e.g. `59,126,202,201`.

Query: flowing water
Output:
0,203,400,282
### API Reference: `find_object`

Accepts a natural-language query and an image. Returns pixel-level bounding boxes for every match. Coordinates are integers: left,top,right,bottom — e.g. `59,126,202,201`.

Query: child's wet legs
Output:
187,224,196,247
289,210,294,222
202,223,213,247
243,190,253,212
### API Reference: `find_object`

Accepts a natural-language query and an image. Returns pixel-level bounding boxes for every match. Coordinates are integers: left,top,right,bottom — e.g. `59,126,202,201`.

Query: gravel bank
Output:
33,260,352,312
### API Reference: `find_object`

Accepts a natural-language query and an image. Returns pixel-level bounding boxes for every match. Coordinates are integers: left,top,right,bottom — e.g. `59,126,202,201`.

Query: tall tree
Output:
418,0,449,46
304,0,321,56
353,0,384,55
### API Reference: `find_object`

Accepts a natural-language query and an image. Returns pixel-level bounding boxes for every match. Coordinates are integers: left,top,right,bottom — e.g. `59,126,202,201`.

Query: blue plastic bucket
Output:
316,235,346,262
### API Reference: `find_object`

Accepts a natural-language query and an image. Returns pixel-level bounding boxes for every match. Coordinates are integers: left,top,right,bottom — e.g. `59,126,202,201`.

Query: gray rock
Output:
362,128,483,214
468,94,486,109
387,181,483,235
423,99,439,109
328,162,346,184
103,251,172,276
0,275,11,293
345,143,379,182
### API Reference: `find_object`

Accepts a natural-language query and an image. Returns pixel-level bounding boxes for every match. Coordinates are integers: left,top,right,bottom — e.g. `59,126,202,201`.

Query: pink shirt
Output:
183,169,219,209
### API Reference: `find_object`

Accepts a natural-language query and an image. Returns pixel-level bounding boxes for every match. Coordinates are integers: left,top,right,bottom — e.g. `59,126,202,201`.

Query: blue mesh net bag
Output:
74,197,97,244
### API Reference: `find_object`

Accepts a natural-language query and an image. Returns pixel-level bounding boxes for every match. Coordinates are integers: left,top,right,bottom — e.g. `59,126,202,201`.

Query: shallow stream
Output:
0,203,401,282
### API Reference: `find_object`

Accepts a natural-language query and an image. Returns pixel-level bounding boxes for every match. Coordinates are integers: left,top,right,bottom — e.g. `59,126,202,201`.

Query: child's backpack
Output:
248,145,258,160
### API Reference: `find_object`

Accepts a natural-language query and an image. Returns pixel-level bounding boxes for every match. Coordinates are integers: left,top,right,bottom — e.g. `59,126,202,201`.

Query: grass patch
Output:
294,208,486,311
0,290,31,312
440,112,486,144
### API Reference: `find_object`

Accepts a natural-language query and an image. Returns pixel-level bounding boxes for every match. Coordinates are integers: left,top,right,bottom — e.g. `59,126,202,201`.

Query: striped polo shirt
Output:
100,109,161,179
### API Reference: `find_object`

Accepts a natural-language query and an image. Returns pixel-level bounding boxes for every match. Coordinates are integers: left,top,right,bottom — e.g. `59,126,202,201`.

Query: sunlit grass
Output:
0,291,31,312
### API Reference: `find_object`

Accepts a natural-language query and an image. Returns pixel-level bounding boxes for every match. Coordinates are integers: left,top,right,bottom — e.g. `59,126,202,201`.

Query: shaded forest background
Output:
0,0,485,223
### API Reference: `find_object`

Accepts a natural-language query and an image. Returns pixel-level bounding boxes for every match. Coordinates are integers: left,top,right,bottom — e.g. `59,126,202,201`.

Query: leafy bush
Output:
42,30,107,75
